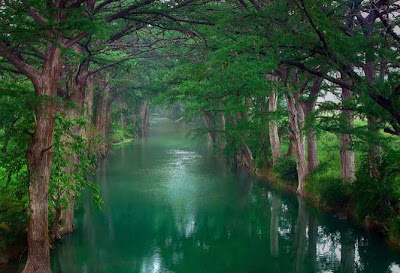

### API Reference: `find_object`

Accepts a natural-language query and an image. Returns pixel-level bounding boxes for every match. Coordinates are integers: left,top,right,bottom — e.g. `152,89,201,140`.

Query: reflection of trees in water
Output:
341,229,355,273
270,192,400,273
51,152,400,273
292,198,308,273
308,216,318,272
270,194,280,258
270,193,281,273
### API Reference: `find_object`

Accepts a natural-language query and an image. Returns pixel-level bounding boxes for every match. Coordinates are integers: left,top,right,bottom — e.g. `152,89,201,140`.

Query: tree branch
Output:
0,43,40,84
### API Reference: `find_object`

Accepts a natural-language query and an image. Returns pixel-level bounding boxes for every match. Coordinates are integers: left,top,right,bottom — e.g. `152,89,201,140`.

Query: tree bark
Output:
202,111,217,143
58,107,78,237
50,208,62,240
362,15,382,180
95,75,113,151
269,91,282,165
307,129,318,172
23,44,62,273
340,86,356,182
367,116,381,178
219,110,226,149
84,75,94,123
286,135,294,156
140,99,150,137
238,143,254,170
286,94,308,194
303,78,322,172
58,58,89,237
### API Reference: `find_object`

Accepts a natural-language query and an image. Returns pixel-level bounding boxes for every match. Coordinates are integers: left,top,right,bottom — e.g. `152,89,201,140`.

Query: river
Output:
51,118,400,273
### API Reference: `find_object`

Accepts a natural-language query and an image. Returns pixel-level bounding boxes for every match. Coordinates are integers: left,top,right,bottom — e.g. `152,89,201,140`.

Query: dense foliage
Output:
1,0,400,271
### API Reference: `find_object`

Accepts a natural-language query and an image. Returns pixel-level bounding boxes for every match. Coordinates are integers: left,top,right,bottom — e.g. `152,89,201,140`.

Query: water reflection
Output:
51,119,400,273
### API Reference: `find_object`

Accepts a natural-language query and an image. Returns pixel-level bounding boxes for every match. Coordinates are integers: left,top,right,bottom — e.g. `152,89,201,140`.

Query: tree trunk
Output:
363,24,381,180
84,75,94,123
140,99,150,137
303,78,321,172
95,75,112,151
120,113,126,130
50,208,62,239
286,135,294,156
219,111,226,149
368,116,381,178
307,129,318,172
269,91,282,165
340,86,356,182
238,143,254,170
286,94,308,194
202,111,217,143
58,59,89,237
23,44,62,273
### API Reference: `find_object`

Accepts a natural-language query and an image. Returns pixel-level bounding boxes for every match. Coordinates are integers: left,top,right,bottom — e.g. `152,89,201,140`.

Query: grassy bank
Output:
255,130,400,246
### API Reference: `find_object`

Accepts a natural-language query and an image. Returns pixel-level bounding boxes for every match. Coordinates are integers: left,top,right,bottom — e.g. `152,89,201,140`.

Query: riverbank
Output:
0,130,138,270
112,138,134,146
255,166,400,248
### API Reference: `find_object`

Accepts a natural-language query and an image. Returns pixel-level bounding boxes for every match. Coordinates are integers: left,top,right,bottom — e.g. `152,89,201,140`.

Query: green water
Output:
51,118,400,273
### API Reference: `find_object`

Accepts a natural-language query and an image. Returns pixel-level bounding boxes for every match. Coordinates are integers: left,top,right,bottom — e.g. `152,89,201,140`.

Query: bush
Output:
318,177,351,209
110,127,132,143
390,215,400,241
273,156,298,186
353,151,400,222
111,129,125,143
305,163,351,208
0,189,27,247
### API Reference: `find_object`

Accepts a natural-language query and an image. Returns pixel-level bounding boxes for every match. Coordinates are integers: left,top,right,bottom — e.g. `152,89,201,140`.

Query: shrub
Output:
111,129,125,143
0,189,27,247
353,151,400,222
317,177,351,209
305,163,351,208
389,215,400,242
273,156,298,186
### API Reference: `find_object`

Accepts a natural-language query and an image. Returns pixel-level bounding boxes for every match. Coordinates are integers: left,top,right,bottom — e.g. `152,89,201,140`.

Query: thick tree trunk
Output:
303,78,321,172
58,108,79,236
58,60,89,237
367,116,381,178
269,91,282,165
202,111,217,143
238,143,254,170
84,75,94,123
286,94,308,194
95,76,112,152
363,26,381,179
340,87,356,182
23,44,62,273
140,99,150,137
286,135,294,156
50,208,62,239
307,130,318,172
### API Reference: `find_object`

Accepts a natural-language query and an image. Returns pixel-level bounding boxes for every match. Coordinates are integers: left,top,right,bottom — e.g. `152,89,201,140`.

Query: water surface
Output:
52,118,400,273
